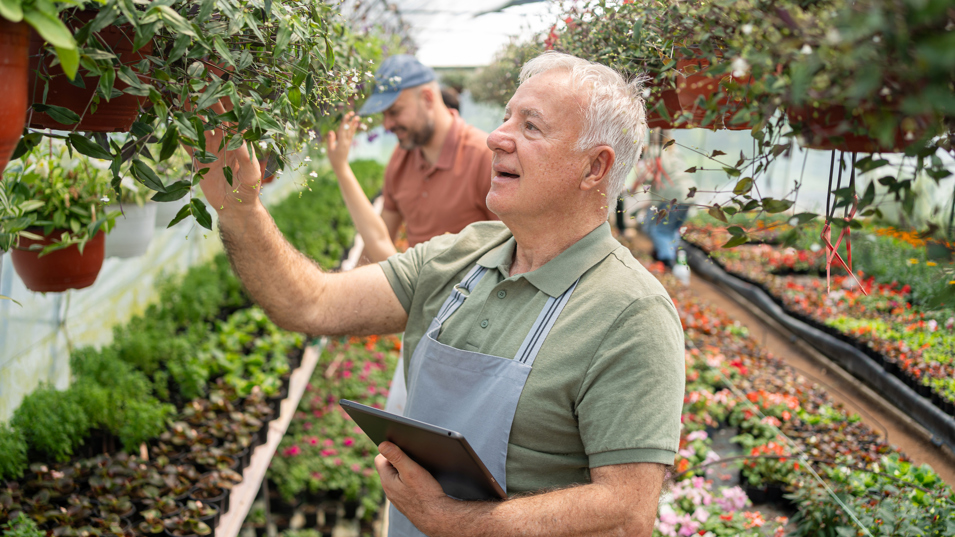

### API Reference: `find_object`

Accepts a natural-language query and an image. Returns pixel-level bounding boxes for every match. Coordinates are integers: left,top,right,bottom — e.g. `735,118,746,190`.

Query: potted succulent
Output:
104,175,157,258
163,512,212,537
3,141,117,292
94,493,136,520
138,508,169,536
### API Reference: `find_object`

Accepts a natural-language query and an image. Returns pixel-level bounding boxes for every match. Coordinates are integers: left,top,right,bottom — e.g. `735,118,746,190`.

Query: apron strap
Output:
435,265,489,325
515,278,580,365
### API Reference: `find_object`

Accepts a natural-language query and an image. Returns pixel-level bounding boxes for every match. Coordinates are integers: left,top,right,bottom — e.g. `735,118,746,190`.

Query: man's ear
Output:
580,146,615,191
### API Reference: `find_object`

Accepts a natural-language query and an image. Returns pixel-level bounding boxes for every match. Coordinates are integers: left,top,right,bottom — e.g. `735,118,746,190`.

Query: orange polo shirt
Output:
382,111,497,246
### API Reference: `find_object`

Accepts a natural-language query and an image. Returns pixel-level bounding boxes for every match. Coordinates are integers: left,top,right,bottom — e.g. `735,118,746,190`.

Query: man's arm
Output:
327,112,398,263
375,442,663,537
193,102,407,336
382,209,403,243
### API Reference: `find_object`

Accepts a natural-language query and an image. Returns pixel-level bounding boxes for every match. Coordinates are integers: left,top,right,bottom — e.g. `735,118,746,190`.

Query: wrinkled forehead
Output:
508,69,587,118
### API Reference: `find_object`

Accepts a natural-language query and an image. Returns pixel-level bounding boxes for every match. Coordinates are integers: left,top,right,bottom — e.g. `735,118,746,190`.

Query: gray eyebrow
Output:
504,106,549,127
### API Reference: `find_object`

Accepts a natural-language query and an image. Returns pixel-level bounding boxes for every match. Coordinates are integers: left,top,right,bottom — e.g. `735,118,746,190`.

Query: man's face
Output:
382,88,435,150
485,70,589,220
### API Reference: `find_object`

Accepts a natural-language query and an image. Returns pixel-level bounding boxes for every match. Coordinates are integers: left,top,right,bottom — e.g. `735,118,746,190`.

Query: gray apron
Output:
388,265,579,537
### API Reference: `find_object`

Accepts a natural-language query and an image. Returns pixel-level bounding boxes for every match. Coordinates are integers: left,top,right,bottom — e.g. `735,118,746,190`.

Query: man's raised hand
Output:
186,99,264,215
326,111,363,174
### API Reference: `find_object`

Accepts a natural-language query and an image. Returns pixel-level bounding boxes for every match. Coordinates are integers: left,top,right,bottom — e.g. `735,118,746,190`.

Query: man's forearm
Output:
423,480,653,537
331,163,397,262
217,202,327,334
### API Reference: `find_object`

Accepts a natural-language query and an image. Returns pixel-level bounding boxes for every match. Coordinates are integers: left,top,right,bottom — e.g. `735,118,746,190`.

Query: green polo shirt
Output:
379,221,685,494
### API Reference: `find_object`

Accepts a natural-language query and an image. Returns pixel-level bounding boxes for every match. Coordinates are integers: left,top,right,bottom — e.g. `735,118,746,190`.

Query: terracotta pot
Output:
10,229,105,292
675,54,753,130
645,79,684,130
786,103,929,153
28,12,152,132
0,19,29,173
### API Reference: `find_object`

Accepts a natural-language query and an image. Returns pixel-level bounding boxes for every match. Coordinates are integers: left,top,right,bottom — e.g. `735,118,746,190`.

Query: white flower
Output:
100,196,110,203
741,23,753,35
304,157,312,162
880,86,891,96
872,35,881,43
826,28,841,44
810,243,822,252
258,141,267,149
731,57,750,78
309,171,318,178
642,88,651,99
800,44,813,55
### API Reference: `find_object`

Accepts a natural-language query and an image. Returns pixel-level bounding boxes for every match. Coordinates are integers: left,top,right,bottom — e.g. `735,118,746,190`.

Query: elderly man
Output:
195,52,684,537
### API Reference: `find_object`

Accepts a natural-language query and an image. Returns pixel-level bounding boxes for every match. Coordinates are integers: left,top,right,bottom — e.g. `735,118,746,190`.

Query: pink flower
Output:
324,439,335,447
307,437,319,446
311,472,324,480
283,446,301,457
343,371,352,379
334,458,343,466
321,449,338,457
686,430,708,442
343,437,355,447
303,422,313,431
351,464,361,472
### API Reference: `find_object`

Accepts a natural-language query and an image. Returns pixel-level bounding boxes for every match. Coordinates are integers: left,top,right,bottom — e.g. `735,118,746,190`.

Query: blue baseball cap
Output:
358,55,437,116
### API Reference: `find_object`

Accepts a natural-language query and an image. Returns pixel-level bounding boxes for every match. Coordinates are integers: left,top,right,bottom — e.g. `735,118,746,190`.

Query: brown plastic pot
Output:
787,103,929,153
645,79,684,130
28,12,152,132
0,19,29,172
675,54,753,130
10,229,105,292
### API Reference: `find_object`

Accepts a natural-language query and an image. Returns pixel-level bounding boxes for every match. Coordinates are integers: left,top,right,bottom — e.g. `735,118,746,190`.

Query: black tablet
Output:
339,399,507,501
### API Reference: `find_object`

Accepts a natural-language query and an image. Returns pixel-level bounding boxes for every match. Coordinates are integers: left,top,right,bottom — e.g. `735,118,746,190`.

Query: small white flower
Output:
258,141,267,149
278,170,284,175
304,157,312,162
309,171,318,178
810,243,822,252
872,35,881,43
308,130,316,140
741,24,753,35
642,88,651,99
800,44,813,54
826,28,841,44
880,86,891,96
100,196,110,203
731,57,750,78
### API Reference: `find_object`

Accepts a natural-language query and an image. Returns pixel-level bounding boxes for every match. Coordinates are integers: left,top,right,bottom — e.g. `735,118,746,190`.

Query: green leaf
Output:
727,225,745,236
324,34,335,69
722,235,749,248
288,87,302,108
23,9,75,49
662,139,675,150
155,6,196,37
0,0,23,22
150,180,191,202
237,104,255,132
855,156,890,173
33,103,80,125
0,294,22,306
710,149,726,158
67,133,113,160
167,204,192,228
98,63,116,101
255,111,283,133
11,133,43,160
168,34,191,62
223,166,233,187
274,23,292,57
859,181,876,209
708,205,728,223
131,159,166,192
212,35,235,67
790,212,817,225
685,167,697,174
723,166,742,178
191,198,212,230
159,125,179,162
733,177,753,195
762,198,794,214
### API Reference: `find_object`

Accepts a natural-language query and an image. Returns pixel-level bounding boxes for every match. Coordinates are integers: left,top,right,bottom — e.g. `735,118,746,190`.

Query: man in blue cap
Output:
325,54,497,263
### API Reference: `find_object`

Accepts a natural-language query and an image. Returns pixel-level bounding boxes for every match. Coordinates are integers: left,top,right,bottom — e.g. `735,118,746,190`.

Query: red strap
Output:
820,195,868,295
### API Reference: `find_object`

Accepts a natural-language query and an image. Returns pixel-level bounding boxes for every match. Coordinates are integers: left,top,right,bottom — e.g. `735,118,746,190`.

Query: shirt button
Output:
497,290,506,299
480,319,489,328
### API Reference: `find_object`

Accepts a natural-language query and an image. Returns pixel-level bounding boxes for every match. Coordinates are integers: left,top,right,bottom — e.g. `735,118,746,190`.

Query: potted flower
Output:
105,175,157,258
3,141,117,293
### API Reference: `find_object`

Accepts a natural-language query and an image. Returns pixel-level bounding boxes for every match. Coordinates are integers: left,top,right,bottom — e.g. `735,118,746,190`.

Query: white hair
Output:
519,52,647,214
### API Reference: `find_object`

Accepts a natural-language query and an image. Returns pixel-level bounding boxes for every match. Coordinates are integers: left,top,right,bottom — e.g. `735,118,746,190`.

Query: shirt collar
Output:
476,222,620,297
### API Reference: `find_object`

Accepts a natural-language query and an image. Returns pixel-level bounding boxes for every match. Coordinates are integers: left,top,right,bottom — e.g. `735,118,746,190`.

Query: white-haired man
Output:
195,51,685,537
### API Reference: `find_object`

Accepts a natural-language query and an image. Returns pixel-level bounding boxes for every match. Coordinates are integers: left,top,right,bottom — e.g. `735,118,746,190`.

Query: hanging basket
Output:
645,79,684,130
11,229,105,292
28,13,152,132
0,19,29,173
787,103,929,153
105,203,157,258
674,54,753,130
